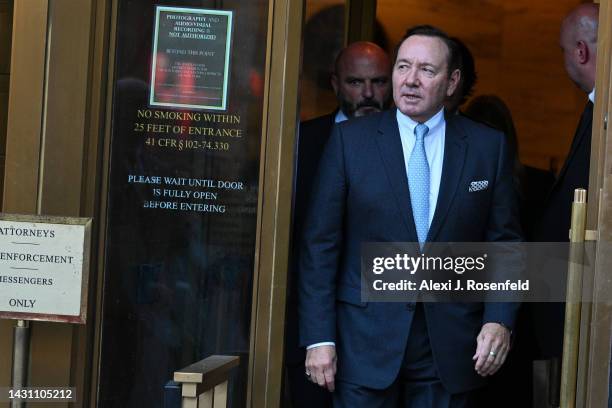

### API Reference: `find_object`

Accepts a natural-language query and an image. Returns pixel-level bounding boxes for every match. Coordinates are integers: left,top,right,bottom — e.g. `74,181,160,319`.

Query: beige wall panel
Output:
0,1,12,403
0,323,75,408
1,0,47,402
1,0,94,405
375,0,584,170
27,0,95,406
0,74,8,159
0,0,11,206
28,323,73,408
0,312,82,401
3,0,47,213
39,0,92,216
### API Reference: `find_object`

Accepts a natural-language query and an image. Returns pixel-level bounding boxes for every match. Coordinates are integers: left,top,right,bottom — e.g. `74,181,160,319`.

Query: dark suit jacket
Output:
285,113,335,365
530,101,593,358
298,109,522,393
533,101,593,242
520,166,555,239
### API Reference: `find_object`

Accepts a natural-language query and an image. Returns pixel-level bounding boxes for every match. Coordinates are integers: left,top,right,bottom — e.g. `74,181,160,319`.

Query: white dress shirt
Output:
307,108,447,351
335,110,349,123
589,89,595,103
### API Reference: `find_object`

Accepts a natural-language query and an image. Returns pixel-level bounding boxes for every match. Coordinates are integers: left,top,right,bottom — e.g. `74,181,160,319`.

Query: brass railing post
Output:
561,188,588,408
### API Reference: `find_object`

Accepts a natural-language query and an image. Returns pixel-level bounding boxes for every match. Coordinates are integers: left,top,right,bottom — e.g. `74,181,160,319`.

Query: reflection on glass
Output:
300,1,345,121
98,1,268,407
299,0,390,121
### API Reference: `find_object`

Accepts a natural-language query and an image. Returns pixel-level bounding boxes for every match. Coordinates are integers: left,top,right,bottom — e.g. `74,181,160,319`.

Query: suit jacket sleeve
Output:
298,124,347,347
482,129,523,330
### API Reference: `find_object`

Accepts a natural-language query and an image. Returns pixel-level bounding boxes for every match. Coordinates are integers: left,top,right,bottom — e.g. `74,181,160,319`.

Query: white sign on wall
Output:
0,214,91,324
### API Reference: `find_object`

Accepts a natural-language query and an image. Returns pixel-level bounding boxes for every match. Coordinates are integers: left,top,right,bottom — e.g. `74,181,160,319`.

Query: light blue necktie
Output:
408,123,430,246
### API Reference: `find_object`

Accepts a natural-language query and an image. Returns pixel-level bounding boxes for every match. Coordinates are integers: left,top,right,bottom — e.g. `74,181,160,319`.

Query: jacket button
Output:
406,303,416,311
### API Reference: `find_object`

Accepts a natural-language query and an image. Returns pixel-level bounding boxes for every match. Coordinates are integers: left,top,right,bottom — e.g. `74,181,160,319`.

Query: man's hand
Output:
305,345,337,391
472,322,511,377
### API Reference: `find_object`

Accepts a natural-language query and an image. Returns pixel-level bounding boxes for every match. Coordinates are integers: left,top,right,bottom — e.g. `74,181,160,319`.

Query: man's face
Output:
393,35,459,122
332,54,391,117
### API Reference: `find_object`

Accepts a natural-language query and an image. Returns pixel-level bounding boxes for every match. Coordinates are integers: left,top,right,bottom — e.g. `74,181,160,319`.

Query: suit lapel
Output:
427,112,467,242
375,110,419,241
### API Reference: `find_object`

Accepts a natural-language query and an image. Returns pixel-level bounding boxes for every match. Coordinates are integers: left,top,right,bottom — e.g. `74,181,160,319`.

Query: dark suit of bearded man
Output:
287,40,392,407
285,112,336,408
530,99,593,360
298,26,522,407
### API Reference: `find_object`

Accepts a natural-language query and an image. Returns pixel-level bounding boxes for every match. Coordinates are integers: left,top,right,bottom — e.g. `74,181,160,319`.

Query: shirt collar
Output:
335,110,349,123
588,89,595,104
396,107,445,137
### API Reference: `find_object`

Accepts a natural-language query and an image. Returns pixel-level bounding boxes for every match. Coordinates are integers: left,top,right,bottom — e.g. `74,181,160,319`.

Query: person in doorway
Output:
527,4,599,405
285,41,392,408
530,0,598,383
299,25,521,407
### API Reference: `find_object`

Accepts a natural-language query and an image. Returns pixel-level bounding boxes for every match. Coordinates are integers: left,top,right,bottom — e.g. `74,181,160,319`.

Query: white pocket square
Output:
468,180,488,192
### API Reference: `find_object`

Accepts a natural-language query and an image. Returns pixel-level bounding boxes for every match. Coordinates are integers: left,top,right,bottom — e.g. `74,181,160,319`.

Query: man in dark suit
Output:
530,0,598,390
285,41,391,407
299,40,392,164
295,41,392,234
299,25,521,407
532,3,598,246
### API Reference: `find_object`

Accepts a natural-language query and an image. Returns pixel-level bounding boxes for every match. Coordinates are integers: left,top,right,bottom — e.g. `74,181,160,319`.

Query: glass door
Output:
96,1,270,406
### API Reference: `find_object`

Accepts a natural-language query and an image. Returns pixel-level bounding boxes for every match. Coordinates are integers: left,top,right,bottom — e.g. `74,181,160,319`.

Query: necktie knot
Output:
414,123,429,141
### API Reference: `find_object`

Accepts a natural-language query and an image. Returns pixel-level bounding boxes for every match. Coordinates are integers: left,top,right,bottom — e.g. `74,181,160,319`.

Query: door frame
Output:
578,0,612,406
246,0,303,406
